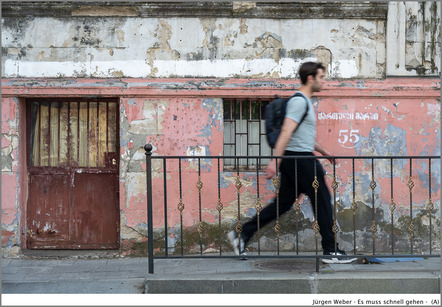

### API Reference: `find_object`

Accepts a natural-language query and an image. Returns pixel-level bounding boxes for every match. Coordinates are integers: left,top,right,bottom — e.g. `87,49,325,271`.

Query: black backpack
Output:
265,92,309,148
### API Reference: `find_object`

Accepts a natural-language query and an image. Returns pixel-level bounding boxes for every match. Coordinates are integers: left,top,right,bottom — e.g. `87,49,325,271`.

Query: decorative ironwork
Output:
408,178,415,191
332,223,339,234
408,222,414,235
371,159,376,254
274,222,281,234
427,199,434,212
145,151,440,275
408,159,414,254
351,200,357,212
352,159,357,255
255,196,263,254
272,177,281,191
196,177,203,191
370,222,377,235
235,176,243,191
389,199,396,212
217,158,223,255
313,220,320,235
255,197,263,213
312,178,319,190
331,180,339,190
177,199,185,213
312,160,320,254
197,222,205,235
216,199,224,212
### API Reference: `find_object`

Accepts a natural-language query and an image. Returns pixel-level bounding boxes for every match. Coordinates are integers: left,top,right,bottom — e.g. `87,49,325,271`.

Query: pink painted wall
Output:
1,78,440,256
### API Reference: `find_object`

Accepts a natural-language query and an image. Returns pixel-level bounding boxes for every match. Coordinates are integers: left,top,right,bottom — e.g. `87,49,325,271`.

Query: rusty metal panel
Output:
72,173,119,248
27,174,70,249
26,98,119,250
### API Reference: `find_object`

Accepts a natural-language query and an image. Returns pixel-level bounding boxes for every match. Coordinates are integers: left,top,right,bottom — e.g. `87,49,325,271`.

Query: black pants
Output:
241,151,336,252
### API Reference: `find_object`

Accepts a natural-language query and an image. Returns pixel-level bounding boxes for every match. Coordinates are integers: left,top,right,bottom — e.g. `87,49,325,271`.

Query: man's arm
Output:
314,141,334,163
265,117,298,179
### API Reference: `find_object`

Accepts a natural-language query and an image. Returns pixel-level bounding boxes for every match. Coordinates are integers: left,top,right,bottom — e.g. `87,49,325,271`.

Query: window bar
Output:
238,100,243,167
77,102,80,164
273,158,281,255
38,103,41,166
96,101,99,167
106,102,109,153
246,100,251,169
216,157,223,256
197,157,204,255
258,99,262,169
428,158,433,254
332,159,339,253
370,158,377,255
408,159,414,255
87,101,90,168
67,103,71,165
235,157,243,256
255,157,262,255
293,158,300,255
57,102,61,166
163,158,168,257
48,101,51,166
351,158,357,255
390,158,396,255
178,158,184,256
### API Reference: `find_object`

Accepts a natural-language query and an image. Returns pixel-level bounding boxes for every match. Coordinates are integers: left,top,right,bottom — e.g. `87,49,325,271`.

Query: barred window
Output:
223,98,272,170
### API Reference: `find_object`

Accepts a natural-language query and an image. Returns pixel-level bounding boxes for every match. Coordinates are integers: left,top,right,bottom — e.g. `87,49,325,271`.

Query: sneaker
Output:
322,249,357,264
227,231,247,259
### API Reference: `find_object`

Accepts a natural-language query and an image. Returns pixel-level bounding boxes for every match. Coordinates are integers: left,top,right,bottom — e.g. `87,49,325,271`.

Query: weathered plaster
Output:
1,78,440,256
2,16,391,79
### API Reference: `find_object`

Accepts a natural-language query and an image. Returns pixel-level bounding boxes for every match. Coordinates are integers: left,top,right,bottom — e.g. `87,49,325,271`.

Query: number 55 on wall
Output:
338,129,360,148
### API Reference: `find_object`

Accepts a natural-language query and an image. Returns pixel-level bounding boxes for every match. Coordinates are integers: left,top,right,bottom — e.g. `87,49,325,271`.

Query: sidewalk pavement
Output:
1,253,440,294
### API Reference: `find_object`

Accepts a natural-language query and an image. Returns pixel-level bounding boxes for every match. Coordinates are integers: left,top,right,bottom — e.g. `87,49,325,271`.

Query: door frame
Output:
25,97,121,249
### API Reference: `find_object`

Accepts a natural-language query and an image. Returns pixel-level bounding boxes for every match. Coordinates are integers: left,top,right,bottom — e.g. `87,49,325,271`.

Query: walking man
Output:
228,62,356,264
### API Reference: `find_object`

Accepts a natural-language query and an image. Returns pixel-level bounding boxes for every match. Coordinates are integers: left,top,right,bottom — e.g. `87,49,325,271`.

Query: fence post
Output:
145,144,154,274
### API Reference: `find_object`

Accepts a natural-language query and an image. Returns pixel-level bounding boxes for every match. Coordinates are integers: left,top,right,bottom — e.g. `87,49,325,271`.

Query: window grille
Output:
28,98,118,168
223,98,272,170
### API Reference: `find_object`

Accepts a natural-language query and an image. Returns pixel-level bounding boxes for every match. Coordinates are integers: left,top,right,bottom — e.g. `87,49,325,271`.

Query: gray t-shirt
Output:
284,92,316,152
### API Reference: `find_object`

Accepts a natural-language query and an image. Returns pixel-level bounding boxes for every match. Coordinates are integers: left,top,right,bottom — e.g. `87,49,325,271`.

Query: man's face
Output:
311,68,325,92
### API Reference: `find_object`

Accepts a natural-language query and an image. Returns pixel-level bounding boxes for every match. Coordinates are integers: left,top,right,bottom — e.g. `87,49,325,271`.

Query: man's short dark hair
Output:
298,62,325,85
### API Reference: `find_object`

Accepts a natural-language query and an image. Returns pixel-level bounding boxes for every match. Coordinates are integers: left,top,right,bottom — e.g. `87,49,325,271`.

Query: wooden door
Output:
26,98,119,249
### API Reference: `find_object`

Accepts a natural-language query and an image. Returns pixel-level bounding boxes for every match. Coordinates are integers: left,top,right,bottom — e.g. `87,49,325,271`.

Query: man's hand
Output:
265,161,277,179
324,151,335,164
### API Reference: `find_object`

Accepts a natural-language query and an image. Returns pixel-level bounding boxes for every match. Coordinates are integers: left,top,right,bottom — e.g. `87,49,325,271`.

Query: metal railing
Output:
144,144,440,273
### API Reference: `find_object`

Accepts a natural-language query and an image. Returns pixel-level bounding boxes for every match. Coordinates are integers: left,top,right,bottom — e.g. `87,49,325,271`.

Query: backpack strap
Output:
289,92,309,130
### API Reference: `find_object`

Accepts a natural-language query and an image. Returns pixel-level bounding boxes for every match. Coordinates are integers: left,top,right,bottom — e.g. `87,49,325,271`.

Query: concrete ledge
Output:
145,272,440,294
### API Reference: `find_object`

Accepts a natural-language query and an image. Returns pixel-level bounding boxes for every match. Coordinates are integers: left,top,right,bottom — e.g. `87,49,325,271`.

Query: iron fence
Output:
144,144,440,273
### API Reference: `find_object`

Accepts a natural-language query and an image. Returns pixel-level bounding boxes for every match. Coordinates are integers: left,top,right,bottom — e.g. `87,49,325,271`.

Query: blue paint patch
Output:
126,98,136,106
219,173,231,189
417,159,440,193
266,178,276,191
245,207,257,218
356,80,365,89
200,98,223,132
197,124,213,139
120,131,128,146
355,124,407,168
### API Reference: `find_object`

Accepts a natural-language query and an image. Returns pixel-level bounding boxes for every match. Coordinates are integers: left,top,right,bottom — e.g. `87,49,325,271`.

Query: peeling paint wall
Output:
387,2,441,76
2,10,388,79
1,97,21,257
1,2,440,257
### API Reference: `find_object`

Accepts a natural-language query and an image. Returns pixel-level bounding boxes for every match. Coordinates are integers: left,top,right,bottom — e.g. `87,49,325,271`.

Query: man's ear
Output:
307,74,314,84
